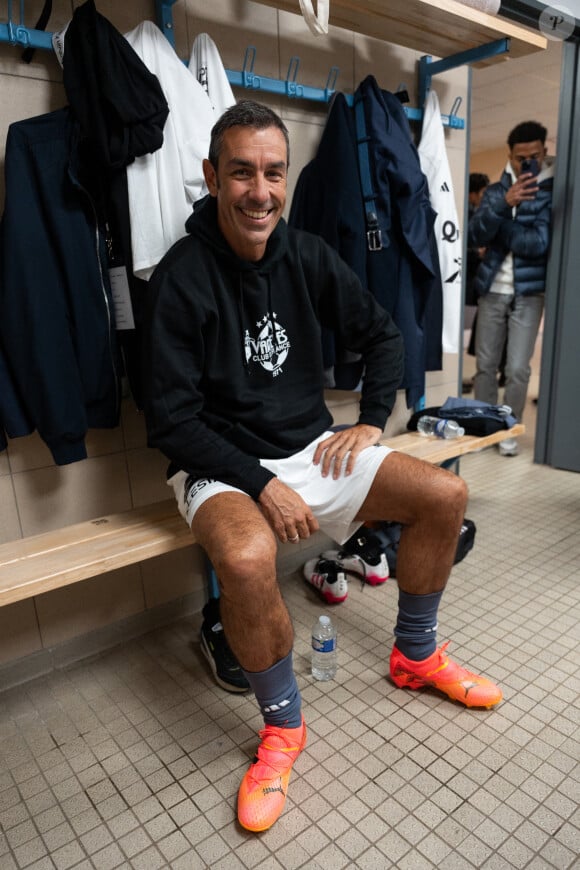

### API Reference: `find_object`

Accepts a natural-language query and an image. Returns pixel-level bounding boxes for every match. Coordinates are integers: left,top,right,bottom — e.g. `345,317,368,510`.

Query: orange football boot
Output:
238,716,307,832
390,642,502,708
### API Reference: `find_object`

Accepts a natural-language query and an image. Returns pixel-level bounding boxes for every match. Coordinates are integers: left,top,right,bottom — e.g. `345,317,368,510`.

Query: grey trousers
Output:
474,291,544,421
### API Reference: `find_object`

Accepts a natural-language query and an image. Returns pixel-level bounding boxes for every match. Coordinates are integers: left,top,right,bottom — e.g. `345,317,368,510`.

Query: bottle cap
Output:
457,426,465,436
319,615,330,626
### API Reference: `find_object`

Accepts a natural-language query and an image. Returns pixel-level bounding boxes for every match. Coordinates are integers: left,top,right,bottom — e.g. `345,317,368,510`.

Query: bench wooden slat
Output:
381,423,525,464
0,500,186,565
0,424,524,608
0,501,194,607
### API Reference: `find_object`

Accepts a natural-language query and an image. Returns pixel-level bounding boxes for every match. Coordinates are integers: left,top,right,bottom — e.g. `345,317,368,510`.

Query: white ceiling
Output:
470,37,563,156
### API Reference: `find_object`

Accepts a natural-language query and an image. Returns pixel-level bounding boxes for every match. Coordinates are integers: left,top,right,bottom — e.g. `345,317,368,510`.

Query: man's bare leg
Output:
355,451,467,594
192,490,306,832
191,491,292,672
356,452,502,708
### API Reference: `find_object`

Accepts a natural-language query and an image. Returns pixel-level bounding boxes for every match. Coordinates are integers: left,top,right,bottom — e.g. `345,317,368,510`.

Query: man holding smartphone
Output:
468,121,554,456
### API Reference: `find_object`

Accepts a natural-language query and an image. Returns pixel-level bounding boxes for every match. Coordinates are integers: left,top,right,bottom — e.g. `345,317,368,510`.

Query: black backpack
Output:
344,519,476,578
407,397,516,437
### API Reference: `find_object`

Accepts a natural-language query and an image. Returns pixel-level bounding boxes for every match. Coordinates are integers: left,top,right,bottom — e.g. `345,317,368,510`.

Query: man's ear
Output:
203,158,218,197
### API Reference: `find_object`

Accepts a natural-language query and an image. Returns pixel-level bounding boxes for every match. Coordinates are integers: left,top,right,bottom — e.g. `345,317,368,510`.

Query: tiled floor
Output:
1,391,579,868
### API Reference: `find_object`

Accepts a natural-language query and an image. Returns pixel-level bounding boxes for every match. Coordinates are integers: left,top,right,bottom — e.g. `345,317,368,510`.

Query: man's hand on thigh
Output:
313,424,383,479
258,478,319,544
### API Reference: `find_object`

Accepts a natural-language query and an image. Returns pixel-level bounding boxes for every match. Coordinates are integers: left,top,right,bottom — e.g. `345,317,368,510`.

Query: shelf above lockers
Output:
250,0,547,65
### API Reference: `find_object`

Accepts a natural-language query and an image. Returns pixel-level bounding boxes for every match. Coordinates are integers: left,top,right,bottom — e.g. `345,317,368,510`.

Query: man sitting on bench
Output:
142,100,502,834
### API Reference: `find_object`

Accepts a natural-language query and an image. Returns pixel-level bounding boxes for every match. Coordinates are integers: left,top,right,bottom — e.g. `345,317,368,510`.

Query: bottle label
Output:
312,637,336,653
434,420,447,437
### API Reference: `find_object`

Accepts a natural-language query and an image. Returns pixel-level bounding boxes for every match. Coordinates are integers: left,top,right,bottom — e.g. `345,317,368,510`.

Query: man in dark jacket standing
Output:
143,101,502,834
469,121,553,456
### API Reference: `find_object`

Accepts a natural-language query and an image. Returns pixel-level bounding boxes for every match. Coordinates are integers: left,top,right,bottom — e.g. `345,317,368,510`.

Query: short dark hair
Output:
469,173,489,194
507,121,547,148
208,100,290,169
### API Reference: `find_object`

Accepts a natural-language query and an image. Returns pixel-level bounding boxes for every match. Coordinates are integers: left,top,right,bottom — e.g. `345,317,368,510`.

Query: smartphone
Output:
521,157,540,176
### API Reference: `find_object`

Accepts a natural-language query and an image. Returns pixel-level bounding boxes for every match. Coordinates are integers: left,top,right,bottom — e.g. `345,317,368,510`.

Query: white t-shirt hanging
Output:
124,21,215,281
418,90,463,354
189,33,236,118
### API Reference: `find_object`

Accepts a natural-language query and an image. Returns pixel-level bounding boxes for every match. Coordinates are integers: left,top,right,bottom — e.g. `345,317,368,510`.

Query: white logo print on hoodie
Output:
244,313,291,377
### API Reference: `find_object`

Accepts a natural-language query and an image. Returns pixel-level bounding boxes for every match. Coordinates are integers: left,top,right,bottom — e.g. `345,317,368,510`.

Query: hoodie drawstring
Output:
239,274,251,374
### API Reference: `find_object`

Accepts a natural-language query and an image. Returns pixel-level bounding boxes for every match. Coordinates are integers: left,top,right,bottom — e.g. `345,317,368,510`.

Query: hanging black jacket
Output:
290,75,443,407
0,339,33,453
0,108,121,464
289,93,368,389
142,195,404,499
0,224,33,452
0,3,171,462
63,0,169,170
61,0,170,409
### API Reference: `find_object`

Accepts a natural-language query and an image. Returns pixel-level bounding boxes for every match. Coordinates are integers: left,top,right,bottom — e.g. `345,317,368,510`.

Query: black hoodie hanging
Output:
62,0,169,170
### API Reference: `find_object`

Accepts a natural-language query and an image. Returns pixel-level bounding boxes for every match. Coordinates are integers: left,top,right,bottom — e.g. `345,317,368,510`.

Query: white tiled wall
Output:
0,0,468,674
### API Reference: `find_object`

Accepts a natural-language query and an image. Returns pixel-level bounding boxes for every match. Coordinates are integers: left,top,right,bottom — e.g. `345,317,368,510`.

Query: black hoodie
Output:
142,196,404,500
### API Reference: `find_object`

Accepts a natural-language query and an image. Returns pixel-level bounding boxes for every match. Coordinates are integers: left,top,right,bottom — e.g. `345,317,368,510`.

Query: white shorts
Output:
167,431,394,545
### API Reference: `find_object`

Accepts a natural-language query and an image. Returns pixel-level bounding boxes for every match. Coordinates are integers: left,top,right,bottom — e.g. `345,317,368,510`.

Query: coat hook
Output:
285,56,301,97
242,45,259,89
286,56,300,83
242,46,257,74
450,96,462,116
325,66,339,93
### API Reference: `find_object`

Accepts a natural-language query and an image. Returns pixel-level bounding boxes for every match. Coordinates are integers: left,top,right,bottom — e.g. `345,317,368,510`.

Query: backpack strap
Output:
21,0,53,63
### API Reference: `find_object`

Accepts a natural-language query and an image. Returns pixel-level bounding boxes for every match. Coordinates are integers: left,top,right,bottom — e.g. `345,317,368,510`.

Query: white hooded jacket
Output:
418,90,463,354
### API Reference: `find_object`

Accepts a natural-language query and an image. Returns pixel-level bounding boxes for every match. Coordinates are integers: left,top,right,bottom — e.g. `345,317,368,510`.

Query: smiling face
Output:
202,125,288,262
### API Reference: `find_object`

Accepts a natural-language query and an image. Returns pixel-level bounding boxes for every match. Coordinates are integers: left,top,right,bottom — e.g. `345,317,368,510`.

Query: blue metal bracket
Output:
419,38,511,109
0,21,52,49
1,0,53,50
155,0,177,50
205,556,220,600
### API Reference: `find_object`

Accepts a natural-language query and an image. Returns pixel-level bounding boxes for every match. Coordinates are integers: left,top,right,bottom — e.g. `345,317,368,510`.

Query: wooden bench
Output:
0,424,524,608
381,424,524,465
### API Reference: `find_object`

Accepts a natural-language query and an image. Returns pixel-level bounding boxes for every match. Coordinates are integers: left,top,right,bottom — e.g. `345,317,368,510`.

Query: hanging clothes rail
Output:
0,1,467,130
154,0,466,129
230,47,465,129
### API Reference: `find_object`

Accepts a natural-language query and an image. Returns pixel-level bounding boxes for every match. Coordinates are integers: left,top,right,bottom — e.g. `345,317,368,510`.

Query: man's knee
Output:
438,472,468,527
214,527,277,586
446,471,469,514
420,467,468,520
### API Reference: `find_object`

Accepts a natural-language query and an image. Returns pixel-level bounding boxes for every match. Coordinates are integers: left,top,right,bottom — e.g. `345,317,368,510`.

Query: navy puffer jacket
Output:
468,160,554,297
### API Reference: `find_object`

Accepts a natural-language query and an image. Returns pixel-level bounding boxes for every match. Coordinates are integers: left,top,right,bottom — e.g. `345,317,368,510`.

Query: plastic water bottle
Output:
311,615,337,681
417,415,465,439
